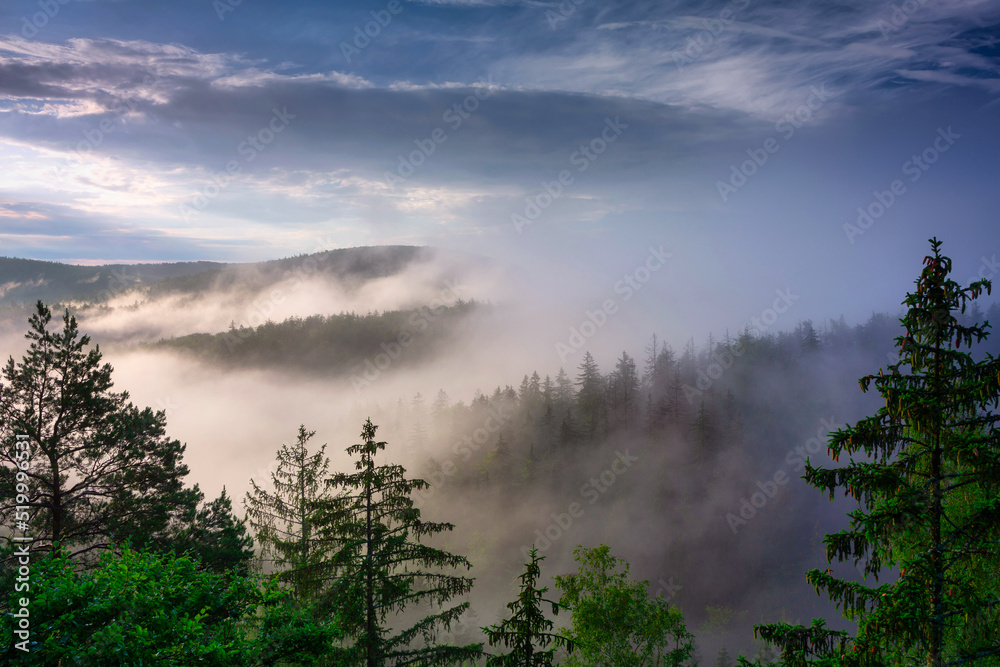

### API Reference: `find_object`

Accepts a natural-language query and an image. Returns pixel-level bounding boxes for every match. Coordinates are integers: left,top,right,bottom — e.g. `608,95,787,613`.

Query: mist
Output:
3,0,1000,661
5,247,969,659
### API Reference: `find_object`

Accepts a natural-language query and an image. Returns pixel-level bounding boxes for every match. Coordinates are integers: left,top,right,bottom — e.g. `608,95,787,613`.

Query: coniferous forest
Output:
3,0,999,662
1,239,999,666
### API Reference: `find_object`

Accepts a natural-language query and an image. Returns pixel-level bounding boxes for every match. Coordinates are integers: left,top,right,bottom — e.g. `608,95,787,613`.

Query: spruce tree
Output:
554,369,575,412
175,486,255,577
432,389,451,436
314,418,481,667
483,546,574,667
244,425,331,601
753,238,1000,665
575,352,606,439
609,351,640,428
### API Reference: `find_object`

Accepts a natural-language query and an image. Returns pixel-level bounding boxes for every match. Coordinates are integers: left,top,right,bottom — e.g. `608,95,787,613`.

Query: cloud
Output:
494,0,1000,118
0,1,997,261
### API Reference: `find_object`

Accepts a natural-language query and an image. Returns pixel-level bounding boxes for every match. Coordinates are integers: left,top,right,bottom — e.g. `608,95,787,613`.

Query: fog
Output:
71,250,510,344
3,1,999,662
0,247,946,659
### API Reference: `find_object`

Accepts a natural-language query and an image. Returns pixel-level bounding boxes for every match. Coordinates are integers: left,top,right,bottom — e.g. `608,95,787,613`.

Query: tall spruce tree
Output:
314,418,482,667
608,351,640,429
0,302,194,560
244,425,331,602
752,238,1000,666
483,546,574,667
575,353,606,439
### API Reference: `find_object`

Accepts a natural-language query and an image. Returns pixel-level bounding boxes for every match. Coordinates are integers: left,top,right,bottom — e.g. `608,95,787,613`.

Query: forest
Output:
1,238,999,666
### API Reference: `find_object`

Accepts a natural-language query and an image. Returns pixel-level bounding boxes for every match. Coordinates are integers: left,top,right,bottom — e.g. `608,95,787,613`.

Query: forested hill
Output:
0,245,454,307
144,245,441,298
352,302,1000,656
0,256,221,305
151,300,482,376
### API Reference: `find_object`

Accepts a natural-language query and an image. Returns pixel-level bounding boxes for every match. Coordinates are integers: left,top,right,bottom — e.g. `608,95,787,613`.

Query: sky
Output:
1,0,999,340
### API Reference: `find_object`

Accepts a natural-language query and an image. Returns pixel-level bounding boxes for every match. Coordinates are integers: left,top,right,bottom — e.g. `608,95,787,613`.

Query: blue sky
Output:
1,0,999,337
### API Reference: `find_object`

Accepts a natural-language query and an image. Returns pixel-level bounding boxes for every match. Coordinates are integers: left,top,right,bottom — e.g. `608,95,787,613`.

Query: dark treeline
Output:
0,246,440,308
152,300,482,375
361,305,999,491
342,301,1000,661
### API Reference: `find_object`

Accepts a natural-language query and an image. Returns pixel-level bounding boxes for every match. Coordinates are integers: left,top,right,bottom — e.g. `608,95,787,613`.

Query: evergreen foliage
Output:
0,302,196,560
483,546,575,667
314,419,482,667
751,238,1000,665
244,425,331,600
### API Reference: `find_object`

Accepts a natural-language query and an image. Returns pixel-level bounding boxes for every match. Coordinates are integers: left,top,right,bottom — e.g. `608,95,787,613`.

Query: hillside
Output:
0,246,458,308
0,257,222,306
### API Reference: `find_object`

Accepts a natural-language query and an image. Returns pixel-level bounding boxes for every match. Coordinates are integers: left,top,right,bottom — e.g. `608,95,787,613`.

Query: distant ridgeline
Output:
0,246,436,306
150,300,482,377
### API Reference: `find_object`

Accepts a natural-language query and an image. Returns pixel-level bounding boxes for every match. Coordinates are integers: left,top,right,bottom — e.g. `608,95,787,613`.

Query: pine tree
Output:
665,367,687,427
315,419,482,667
519,375,532,408
691,400,719,460
755,238,1000,665
541,375,553,407
480,433,512,486
559,411,579,448
539,403,555,446
483,546,574,667
575,352,606,439
244,425,331,602
643,334,660,392
175,486,255,577
529,372,542,401
798,320,821,351
0,302,195,560
608,351,640,429
408,392,429,452
432,389,451,435
554,369,575,413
